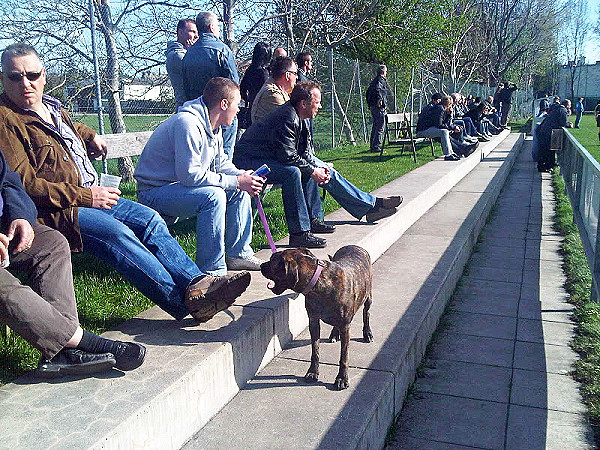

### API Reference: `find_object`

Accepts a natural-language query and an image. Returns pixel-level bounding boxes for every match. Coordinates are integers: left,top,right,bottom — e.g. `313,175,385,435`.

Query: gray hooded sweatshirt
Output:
166,41,188,109
134,97,243,192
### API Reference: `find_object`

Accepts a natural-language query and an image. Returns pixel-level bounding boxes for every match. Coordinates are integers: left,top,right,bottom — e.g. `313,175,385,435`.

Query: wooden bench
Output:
381,112,435,162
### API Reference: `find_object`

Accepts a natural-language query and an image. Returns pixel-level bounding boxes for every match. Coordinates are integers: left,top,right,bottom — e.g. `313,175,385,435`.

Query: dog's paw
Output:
304,371,319,383
363,328,374,343
334,376,349,390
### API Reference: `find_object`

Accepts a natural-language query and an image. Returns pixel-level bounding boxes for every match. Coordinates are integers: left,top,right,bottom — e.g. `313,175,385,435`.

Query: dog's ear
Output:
283,256,300,289
297,248,316,258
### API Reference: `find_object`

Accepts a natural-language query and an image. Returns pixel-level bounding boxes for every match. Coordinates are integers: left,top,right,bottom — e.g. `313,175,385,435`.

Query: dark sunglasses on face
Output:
4,71,43,82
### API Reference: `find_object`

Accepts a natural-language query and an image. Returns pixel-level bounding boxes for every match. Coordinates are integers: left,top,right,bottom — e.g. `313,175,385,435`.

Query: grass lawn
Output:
0,137,438,386
549,113,600,444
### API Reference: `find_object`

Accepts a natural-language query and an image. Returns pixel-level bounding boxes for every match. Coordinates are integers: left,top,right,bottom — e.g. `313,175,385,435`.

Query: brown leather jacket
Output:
0,93,96,251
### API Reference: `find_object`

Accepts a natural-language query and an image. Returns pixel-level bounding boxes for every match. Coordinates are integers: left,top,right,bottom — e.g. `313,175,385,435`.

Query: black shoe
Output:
311,218,336,234
289,232,327,248
365,205,397,223
113,342,146,371
444,154,460,161
377,195,404,209
36,348,116,379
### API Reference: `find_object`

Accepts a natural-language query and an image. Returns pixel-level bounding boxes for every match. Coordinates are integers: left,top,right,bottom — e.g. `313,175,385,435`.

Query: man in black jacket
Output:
536,99,570,172
366,65,392,153
0,151,145,378
234,82,402,248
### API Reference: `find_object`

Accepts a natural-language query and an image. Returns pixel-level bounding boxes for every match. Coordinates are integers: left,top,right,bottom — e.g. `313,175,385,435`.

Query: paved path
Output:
388,142,594,449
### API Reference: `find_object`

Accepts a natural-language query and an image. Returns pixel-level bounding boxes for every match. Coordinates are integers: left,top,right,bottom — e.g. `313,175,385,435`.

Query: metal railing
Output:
556,128,600,300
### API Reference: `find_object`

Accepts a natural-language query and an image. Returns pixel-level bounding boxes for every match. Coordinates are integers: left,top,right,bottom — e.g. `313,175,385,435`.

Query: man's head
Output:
196,11,219,36
441,95,453,111
579,97,584,102
291,81,322,120
376,64,387,78
176,19,198,48
203,77,241,127
270,56,298,93
252,42,272,67
561,99,571,109
431,92,443,104
553,96,560,103
1,43,46,111
273,47,287,58
295,52,313,74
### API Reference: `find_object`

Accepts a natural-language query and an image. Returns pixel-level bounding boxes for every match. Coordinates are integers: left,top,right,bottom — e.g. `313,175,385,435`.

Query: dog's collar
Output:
302,259,326,295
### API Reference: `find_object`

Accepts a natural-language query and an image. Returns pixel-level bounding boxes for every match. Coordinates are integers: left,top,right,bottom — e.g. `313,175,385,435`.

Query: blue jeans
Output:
138,184,253,276
78,198,203,320
234,156,322,234
313,156,375,220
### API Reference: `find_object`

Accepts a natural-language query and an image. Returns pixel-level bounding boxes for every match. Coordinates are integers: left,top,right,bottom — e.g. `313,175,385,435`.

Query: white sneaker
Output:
227,255,265,271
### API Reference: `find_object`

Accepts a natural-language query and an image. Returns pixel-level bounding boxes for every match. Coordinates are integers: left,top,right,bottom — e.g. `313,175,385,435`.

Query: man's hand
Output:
237,170,264,196
88,134,108,160
311,167,330,185
6,219,35,254
90,186,120,209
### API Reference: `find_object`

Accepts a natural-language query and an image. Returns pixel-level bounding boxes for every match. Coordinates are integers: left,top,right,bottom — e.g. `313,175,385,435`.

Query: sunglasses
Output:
4,71,43,82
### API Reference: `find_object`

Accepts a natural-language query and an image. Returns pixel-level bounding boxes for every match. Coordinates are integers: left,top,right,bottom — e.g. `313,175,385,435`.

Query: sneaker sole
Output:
36,357,116,379
190,272,251,323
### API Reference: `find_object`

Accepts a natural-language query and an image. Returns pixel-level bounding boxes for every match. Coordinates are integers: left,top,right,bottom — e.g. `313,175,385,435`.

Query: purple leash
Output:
254,195,277,253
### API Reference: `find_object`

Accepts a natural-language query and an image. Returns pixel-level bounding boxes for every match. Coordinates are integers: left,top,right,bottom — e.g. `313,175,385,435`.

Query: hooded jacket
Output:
134,97,243,192
166,41,188,109
0,93,96,251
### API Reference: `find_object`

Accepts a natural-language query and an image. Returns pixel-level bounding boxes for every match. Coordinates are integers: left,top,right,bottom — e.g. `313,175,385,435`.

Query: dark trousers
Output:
370,107,386,152
500,103,512,127
536,130,555,171
234,156,322,234
0,224,78,359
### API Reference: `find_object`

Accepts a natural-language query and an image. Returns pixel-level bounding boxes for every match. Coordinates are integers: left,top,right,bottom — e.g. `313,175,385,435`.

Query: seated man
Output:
251,56,297,123
416,94,477,161
234,81,402,249
0,43,250,323
135,77,264,275
0,150,144,378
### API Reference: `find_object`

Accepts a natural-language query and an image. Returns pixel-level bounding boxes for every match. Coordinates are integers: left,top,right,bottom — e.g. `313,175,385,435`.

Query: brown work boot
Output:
185,272,251,323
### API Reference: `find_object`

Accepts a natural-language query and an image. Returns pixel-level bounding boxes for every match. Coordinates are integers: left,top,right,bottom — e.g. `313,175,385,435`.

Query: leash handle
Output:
254,195,277,253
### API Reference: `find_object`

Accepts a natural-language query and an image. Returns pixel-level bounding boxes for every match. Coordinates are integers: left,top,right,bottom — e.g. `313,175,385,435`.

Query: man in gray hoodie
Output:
166,19,198,110
135,77,265,275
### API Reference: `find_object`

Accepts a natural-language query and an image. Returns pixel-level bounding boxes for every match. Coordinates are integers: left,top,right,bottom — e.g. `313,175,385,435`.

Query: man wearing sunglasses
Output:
0,43,251,325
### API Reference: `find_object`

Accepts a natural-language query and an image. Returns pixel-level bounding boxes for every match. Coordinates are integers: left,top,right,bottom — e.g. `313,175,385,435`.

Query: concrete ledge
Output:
0,130,516,450
184,133,523,449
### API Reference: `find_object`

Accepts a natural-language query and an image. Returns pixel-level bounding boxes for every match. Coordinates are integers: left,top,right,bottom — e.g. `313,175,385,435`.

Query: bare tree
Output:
561,0,591,100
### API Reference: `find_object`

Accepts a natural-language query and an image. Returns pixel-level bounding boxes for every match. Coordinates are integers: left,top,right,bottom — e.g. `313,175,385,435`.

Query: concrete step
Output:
0,130,516,450
182,133,524,449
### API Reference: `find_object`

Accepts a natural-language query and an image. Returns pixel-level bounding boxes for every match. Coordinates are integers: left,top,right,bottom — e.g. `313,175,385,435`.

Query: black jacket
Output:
234,102,316,177
0,149,37,233
538,105,569,137
416,103,448,132
366,75,391,109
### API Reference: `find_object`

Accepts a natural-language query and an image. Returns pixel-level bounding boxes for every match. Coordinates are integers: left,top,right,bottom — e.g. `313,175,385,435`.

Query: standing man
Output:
366,65,391,154
498,81,517,127
135,77,265,275
183,11,239,160
295,52,312,83
536,99,571,172
166,18,198,111
574,97,584,128
0,43,250,324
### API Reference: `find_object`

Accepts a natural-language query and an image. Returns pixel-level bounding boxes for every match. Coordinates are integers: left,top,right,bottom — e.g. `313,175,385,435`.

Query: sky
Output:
584,0,600,62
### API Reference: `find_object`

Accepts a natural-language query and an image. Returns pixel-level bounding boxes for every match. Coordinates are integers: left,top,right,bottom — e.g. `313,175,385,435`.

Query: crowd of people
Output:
0,12,402,380
3,10,596,382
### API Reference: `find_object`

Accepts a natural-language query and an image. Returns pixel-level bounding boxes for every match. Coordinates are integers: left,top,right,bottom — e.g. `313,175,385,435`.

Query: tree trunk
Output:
97,0,133,181
223,0,237,54
333,87,356,146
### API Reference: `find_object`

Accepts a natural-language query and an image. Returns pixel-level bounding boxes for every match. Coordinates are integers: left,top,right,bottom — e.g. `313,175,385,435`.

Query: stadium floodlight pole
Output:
89,0,107,173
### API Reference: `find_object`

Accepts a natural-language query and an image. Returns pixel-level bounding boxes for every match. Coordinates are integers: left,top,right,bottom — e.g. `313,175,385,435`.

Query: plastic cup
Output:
100,173,122,188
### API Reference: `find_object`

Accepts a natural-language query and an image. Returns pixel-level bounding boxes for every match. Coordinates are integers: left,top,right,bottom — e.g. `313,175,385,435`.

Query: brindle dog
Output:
260,245,373,390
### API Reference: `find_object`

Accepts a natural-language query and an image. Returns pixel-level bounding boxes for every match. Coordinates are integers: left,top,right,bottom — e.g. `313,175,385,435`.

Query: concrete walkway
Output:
388,142,594,449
